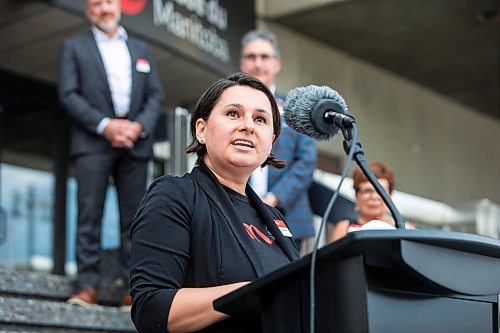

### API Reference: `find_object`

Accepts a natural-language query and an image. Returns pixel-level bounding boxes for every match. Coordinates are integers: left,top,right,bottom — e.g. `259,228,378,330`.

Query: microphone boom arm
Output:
341,124,406,229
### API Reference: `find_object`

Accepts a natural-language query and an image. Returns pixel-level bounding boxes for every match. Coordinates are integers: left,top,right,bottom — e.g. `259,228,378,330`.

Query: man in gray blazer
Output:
58,0,164,307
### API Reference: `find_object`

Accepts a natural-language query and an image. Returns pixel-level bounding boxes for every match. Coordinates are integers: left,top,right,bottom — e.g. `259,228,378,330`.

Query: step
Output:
0,329,110,332
0,268,72,301
0,295,135,332
0,267,126,306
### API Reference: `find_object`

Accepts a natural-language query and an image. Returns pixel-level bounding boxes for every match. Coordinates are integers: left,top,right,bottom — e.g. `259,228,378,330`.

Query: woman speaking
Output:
129,73,300,332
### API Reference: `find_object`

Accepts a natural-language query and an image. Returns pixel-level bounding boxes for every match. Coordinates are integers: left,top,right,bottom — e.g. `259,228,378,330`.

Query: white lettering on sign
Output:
153,0,230,63
205,0,227,31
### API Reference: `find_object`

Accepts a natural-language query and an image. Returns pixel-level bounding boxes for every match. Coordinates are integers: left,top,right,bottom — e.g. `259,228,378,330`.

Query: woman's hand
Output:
167,281,250,333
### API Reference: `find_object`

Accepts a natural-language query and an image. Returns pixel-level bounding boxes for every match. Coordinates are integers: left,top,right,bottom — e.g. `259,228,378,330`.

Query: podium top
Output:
215,229,500,315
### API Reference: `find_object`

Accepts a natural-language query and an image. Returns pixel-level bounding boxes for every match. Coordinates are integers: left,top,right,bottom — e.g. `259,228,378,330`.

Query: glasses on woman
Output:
357,187,389,197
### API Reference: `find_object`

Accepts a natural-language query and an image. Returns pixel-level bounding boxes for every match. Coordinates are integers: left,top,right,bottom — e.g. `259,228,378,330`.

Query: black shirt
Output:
224,185,291,275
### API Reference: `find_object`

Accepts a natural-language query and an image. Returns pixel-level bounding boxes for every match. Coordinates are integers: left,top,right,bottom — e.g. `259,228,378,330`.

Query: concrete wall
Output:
257,20,500,204
256,0,346,17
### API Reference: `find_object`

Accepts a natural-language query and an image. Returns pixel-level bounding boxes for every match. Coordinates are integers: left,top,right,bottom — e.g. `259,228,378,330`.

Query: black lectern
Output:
214,230,500,333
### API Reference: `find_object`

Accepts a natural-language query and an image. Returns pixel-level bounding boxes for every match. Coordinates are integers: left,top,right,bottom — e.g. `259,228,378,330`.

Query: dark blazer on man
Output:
58,29,164,291
130,163,300,333
58,31,164,158
268,94,317,240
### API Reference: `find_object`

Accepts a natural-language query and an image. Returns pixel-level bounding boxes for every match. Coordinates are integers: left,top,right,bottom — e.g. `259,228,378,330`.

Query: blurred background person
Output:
240,29,317,252
58,0,164,307
129,73,300,333
331,161,401,242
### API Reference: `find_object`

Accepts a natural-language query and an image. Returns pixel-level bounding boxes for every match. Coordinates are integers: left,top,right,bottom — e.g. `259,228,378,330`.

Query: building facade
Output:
0,0,499,271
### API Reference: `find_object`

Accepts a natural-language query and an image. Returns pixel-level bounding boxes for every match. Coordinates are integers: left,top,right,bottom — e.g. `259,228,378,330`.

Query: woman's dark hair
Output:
186,72,285,168
352,161,395,194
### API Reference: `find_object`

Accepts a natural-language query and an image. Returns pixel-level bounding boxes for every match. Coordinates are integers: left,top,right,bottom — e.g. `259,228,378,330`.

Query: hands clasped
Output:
103,119,143,149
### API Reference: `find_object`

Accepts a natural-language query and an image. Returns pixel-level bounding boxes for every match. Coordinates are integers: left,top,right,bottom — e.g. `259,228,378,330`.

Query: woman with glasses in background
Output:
331,161,407,242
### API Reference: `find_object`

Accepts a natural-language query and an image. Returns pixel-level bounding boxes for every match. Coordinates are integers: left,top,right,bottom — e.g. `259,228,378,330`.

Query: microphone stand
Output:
340,123,406,229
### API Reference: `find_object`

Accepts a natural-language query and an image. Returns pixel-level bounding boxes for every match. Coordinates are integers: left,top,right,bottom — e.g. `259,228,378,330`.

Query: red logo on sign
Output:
121,0,147,15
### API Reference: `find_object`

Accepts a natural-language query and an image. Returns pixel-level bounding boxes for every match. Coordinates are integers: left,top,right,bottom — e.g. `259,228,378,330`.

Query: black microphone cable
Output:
309,123,358,333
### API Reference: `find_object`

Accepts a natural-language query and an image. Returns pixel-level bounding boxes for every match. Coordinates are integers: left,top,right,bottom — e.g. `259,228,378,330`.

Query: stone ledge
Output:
0,327,129,333
0,296,135,332
0,269,72,301
0,266,126,306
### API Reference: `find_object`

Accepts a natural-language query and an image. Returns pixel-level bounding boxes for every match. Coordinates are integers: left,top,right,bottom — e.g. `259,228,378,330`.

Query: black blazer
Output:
58,30,164,158
130,163,300,332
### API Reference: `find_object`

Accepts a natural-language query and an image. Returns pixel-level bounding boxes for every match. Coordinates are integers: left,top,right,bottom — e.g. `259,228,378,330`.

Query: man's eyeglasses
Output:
241,53,276,62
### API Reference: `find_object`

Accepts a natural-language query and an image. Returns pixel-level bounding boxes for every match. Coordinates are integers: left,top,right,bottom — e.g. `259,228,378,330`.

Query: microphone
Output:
283,85,352,141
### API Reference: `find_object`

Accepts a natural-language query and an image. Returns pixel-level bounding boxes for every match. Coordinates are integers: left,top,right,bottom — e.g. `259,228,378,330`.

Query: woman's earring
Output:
199,138,205,144
354,205,360,212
